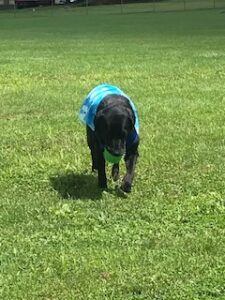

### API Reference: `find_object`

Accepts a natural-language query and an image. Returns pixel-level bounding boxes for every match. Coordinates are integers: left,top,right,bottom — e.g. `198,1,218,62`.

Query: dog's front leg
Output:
96,146,107,189
86,126,98,171
121,153,138,193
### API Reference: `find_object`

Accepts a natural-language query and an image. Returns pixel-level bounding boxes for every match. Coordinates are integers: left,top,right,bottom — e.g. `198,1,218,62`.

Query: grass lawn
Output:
1,7,225,300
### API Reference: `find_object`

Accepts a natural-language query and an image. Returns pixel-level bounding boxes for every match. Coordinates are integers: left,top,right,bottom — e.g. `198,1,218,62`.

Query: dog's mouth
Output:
106,147,125,157
105,139,126,157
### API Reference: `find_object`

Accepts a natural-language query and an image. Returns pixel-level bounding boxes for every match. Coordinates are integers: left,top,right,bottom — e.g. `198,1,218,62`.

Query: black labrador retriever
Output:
80,84,139,193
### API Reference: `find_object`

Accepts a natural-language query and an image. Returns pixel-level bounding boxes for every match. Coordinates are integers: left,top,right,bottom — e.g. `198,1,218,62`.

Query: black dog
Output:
80,84,139,193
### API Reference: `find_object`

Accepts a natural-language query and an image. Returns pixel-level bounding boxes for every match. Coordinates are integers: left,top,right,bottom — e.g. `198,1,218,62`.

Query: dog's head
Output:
95,96,135,156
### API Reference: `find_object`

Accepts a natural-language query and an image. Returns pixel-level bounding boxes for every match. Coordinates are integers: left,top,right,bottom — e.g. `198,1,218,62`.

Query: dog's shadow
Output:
50,172,103,200
50,171,128,200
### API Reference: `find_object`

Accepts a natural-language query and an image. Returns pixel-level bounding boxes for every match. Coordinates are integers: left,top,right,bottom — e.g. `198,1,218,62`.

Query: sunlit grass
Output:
0,8,225,300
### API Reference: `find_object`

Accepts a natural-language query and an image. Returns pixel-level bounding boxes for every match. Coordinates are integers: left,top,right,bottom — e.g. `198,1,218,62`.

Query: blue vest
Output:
79,84,139,146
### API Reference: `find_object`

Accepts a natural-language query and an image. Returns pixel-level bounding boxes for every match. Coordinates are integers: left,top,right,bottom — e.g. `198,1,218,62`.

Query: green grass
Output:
1,7,225,300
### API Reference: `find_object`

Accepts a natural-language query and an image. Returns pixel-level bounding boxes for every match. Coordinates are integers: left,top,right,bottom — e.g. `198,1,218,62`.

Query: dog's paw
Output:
112,164,120,182
121,181,132,193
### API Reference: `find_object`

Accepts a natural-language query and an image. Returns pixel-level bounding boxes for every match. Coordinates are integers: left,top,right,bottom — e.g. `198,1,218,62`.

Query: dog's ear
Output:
126,108,135,131
95,114,107,133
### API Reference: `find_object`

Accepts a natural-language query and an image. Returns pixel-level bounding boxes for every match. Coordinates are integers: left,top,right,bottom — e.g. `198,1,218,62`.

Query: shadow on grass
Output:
50,171,128,200
50,172,103,200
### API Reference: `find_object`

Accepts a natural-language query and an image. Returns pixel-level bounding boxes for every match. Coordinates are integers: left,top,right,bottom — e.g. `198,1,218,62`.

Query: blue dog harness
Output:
79,84,139,147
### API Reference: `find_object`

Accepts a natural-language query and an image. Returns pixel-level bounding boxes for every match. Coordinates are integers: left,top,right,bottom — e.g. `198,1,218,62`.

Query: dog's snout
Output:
107,140,126,156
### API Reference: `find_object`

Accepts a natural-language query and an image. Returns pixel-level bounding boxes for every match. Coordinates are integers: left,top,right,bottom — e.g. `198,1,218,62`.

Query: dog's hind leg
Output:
112,164,120,181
